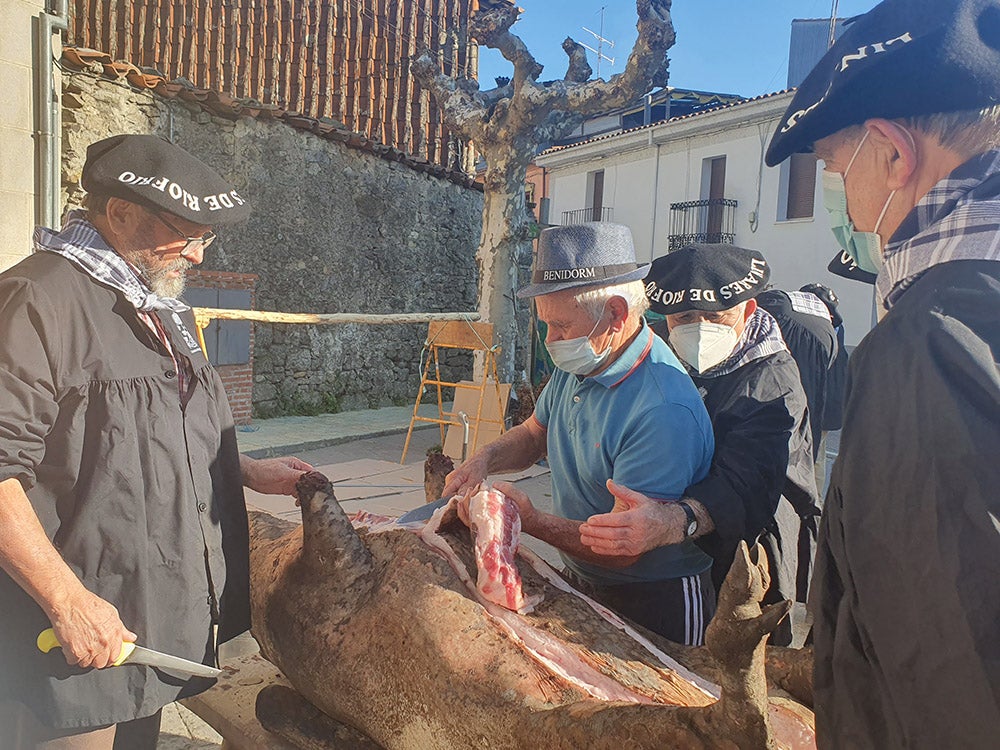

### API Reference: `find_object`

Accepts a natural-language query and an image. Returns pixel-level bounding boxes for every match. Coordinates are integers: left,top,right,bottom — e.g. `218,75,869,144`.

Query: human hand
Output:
578,479,686,557
47,588,137,669
241,455,313,498
442,453,489,500
492,481,538,534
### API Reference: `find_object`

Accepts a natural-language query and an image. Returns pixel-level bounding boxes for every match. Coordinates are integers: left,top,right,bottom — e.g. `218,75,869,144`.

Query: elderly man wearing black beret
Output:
580,244,821,646
765,0,1000,746
444,223,717,646
0,135,309,748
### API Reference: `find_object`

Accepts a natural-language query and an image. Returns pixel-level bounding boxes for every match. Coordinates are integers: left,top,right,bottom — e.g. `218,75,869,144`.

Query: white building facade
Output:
1,0,48,271
536,91,877,347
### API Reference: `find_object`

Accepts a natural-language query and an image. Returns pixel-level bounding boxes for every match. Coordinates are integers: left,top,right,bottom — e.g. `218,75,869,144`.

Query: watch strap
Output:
678,500,698,538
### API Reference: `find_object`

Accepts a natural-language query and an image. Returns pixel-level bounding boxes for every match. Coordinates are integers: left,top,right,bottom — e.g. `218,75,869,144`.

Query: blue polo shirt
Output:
535,322,714,584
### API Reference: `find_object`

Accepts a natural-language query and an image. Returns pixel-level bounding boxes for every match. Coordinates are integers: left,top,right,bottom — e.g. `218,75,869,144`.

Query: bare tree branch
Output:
411,0,676,380
562,38,592,83
471,4,543,87
515,0,673,117
411,53,487,141
474,81,515,112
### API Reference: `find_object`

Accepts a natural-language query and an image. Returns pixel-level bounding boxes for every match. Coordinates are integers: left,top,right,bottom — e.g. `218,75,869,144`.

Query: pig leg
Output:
256,684,383,750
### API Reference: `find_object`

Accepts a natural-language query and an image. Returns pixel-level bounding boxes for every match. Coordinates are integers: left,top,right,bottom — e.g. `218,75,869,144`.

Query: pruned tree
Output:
412,0,675,380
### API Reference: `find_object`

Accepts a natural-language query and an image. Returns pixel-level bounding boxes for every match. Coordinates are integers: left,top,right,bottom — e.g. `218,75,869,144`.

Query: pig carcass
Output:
250,472,816,749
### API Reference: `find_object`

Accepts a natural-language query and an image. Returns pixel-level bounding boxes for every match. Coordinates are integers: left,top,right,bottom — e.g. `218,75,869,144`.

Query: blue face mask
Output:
821,130,896,276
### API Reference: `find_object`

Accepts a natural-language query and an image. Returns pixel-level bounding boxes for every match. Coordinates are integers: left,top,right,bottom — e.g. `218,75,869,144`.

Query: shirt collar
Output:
588,321,654,389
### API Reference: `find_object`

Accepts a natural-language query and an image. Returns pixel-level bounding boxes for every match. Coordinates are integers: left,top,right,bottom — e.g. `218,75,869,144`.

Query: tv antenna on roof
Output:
828,0,840,49
581,6,616,79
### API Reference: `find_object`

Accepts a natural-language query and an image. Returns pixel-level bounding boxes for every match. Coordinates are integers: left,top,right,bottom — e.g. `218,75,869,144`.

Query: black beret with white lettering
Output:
766,0,1000,166
81,134,250,224
644,244,771,314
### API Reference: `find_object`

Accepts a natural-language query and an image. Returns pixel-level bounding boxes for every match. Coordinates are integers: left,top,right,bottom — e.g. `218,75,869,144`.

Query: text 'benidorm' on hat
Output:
516,222,650,298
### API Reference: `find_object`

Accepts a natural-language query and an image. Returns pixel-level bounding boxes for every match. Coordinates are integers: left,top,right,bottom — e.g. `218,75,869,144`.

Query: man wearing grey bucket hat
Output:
0,135,309,748
445,222,716,645
766,0,1000,746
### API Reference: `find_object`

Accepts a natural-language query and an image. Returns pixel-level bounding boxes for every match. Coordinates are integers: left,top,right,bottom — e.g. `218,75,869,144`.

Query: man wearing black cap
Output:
0,135,308,748
766,0,1000,745
580,244,820,646
444,223,716,645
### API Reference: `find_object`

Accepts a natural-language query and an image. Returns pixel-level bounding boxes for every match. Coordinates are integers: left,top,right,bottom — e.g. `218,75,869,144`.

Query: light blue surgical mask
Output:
546,305,612,376
821,130,896,275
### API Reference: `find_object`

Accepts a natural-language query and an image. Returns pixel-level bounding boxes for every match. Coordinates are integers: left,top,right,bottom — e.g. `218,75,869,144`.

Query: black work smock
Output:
0,253,250,729
814,261,1000,748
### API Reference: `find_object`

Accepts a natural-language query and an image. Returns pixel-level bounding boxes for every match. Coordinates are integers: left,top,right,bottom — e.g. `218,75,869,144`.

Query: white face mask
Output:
546,306,612,376
668,321,740,374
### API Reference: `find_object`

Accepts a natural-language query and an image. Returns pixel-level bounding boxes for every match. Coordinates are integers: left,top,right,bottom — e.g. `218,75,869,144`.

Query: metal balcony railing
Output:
667,198,737,251
562,207,614,225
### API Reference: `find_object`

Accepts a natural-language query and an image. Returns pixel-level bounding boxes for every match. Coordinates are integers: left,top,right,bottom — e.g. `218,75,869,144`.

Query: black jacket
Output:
0,253,250,728
814,261,1000,748
758,290,838,456
651,322,819,641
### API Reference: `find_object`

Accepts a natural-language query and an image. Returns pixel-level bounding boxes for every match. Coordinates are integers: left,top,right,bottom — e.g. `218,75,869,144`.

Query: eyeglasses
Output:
152,211,217,255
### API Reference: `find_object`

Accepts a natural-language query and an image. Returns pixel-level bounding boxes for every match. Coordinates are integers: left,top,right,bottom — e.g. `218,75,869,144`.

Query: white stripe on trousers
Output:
683,574,704,646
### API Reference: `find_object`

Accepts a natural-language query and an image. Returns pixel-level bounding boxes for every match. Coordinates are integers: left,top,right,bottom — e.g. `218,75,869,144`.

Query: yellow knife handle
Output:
113,641,136,666
36,628,61,654
37,628,135,666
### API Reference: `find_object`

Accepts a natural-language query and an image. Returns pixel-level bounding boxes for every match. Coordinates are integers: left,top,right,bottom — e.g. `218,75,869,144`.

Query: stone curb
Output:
240,422,436,459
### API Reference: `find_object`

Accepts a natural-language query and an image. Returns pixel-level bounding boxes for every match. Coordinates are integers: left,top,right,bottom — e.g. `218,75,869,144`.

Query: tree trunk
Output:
478,151,533,381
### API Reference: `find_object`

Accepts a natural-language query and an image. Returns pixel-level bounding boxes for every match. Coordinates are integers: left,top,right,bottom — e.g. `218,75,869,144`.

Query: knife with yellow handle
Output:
37,628,221,678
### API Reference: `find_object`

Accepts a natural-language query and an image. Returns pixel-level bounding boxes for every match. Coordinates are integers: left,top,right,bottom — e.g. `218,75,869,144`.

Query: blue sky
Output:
478,0,881,97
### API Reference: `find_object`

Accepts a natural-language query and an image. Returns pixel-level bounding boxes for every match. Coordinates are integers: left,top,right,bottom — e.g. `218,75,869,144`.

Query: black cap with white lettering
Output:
644,244,771,314
516,222,650,298
81,134,250,224
827,248,878,285
766,0,1000,166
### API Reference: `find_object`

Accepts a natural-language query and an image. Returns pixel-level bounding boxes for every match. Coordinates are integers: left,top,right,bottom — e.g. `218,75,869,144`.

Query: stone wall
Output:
61,70,483,416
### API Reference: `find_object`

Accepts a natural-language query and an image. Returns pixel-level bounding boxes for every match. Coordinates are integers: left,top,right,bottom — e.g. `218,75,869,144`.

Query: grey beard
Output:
124,253,191,298
147,260,190,298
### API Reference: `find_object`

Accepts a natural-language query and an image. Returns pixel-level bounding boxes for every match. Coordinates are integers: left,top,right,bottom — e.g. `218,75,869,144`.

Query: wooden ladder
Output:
400,320,506,463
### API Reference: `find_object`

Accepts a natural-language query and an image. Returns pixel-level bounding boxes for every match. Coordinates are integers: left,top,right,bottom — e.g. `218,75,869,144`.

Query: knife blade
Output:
397,496,450,524
37,628,222,679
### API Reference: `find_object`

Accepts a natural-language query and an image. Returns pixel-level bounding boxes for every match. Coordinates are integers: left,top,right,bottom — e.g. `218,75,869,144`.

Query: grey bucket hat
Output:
517,222,650,298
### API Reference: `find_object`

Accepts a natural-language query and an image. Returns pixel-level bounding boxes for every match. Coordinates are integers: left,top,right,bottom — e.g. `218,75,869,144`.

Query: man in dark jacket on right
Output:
765,0,1000,746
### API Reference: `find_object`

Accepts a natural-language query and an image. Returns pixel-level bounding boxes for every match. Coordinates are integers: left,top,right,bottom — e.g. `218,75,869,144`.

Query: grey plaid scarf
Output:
682,308,788,379
878,149,1000,310
32,210,190,313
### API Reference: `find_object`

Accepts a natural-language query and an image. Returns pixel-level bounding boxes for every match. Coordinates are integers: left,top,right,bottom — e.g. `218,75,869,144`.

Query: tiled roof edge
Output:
540,88,796,156
60,47,483,192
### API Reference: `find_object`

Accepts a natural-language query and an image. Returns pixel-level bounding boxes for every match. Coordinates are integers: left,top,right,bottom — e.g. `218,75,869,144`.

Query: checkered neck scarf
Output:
32,210,190,313
878,149,1000,310
786,290,832,322
682,308,789,379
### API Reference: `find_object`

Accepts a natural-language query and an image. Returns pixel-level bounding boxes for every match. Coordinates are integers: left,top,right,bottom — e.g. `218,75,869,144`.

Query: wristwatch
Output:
677,500,698,538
